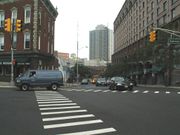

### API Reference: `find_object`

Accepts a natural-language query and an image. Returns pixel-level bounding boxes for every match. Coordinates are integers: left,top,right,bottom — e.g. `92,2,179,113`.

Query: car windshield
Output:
98,78,106,81
111,77,124,82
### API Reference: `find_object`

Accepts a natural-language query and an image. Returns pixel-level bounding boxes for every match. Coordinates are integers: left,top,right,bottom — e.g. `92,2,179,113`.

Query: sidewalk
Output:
0,82,80,88
0,82,16,88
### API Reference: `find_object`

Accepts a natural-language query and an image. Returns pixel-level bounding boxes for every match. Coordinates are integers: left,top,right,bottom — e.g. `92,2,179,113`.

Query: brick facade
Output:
0,0,58,81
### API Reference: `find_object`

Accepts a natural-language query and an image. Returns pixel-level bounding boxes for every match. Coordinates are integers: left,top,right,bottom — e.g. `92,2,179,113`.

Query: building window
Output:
151,2,154,10
172,0,178,5
39,11,41,25
11,8,17,22
171,8,177,19
0,11,4,28
0,66,2,75
51,43,53,54
52,23,54,35
24,6,31,24
24,32,30,49
13,32,17,49
38,35,40,50
163,1,167,11
151,12,154,20
48,21,50,32
47,40,50,53
157,7,160,15
142,2,145,8
0,34,4,50
163,14,167,24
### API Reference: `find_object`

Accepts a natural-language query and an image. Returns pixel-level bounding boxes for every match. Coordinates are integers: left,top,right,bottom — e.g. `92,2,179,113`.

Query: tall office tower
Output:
89,25,114,62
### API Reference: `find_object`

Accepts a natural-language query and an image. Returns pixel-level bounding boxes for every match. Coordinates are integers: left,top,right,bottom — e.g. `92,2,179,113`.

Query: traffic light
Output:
4,18,11,32
16,19,22,32
12,59,17,66
149,31,156,43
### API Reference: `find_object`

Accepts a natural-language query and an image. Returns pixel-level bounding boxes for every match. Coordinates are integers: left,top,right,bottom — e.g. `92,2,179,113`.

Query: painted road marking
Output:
59,128,116,135
84,90,92,92
165,91,170,94
38,100,72,104
112,91,117,93
37,98,69,102
103,90,110,92
44,120,103,129
94,90,102,92
178,92,180,94
133,90,139,93
43,114,95,122
39,103,77,107
122,91,128,93
40,106,80,111
154,91,159,94
143,90,149,93
41,109,87,115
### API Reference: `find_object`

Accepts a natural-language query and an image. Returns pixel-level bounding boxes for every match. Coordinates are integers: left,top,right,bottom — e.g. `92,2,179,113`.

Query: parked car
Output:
96,78,107,86
15,70,64,91
81,79,89,85
109,77,133,91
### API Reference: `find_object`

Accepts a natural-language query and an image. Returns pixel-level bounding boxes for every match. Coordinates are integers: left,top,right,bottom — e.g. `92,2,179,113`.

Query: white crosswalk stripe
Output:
37,98,69,102
121,90,128,93
103,90,110,92
62,88,180,95
143,90,149,93
39,103,77,107
132,90,139,93
165,91,170,94
43,114,95,122
44,120,103,129
38,100,72,104
41,110,88,115
154,91,160,94
60,128,116,135
35,91,117,134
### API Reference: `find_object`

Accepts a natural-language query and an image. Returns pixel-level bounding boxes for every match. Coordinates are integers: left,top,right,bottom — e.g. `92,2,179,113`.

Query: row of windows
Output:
0,6,31,27
115,0,179,30
0,32,30,50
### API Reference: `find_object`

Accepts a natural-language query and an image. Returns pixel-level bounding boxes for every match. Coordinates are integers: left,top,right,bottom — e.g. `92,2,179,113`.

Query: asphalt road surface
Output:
1,85,180,135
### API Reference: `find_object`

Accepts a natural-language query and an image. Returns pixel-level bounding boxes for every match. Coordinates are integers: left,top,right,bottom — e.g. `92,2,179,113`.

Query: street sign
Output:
168,38,180,44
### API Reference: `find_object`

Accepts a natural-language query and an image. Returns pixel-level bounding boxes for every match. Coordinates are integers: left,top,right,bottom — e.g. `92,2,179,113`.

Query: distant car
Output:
109,77,133,91
15,70,64,91
96,78,107,86
81,79,88,85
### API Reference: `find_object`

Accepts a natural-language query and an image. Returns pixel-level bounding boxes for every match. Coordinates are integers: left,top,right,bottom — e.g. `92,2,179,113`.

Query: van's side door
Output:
29,71,39,86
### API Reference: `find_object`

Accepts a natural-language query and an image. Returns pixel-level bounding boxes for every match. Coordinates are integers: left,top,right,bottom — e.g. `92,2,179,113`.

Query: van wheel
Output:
51,84,58,91
21,84,29,91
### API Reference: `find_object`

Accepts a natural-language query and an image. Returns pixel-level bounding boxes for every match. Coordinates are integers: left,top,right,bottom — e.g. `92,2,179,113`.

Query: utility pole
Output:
76,22,79,83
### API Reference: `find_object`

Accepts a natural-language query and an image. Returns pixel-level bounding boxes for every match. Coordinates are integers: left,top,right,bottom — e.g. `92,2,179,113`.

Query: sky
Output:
50,0,125,59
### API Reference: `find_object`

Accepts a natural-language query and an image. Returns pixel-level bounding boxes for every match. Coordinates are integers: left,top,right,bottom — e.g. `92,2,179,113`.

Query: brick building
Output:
113,0,180,85
0,0,58,81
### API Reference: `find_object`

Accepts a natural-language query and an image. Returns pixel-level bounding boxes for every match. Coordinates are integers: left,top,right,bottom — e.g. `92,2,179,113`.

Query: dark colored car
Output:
15,70,64,91
96,78,107,86
109,77,133,91
81,79,88,85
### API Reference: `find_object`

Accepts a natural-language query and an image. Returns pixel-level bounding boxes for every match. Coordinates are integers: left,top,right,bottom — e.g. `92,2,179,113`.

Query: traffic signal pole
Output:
10,19,15,85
